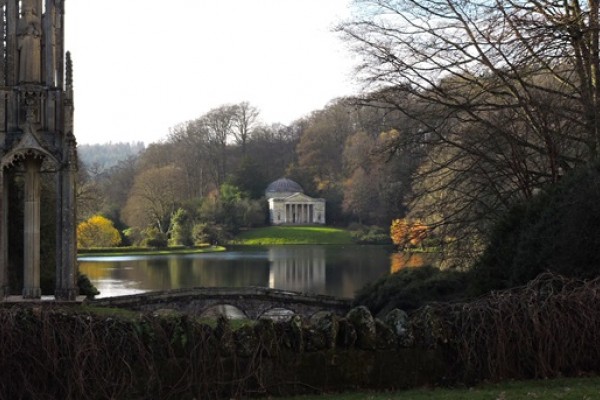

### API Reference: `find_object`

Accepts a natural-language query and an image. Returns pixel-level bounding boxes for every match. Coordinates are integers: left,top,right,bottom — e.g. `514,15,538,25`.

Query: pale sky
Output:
65,0,359,145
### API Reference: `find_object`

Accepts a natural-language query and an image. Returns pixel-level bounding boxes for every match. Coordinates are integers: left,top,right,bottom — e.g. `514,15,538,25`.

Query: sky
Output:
65,0,360,145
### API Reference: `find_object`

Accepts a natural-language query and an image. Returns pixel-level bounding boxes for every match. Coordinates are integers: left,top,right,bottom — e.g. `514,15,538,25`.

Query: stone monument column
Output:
55,137,78,300
0,0,78,300
0,171,8,298
23,156,42,298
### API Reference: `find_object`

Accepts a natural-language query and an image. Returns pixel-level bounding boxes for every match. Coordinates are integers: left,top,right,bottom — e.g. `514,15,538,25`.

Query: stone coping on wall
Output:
88,286,353,319
2,295,87,303
90,286,352,305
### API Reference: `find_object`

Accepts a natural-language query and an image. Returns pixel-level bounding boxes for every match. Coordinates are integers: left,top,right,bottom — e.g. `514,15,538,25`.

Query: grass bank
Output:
77,245,226,257
231,226,354,245
282,376,600,400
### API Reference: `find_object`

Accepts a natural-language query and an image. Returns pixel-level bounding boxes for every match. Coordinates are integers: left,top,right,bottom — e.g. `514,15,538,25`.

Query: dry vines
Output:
0,311,286,400
2,273,600,398
415,273,600,382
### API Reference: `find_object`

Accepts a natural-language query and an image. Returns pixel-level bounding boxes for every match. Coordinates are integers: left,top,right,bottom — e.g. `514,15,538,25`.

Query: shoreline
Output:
77,245,226,258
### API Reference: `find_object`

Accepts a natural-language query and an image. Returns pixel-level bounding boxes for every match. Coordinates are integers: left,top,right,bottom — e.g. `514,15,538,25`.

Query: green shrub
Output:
77,273,100,299
354,265,469,315
169,208,194,246
192,222,230,245
145,235,168,248
470,163,600,295
142,227,168,248
348,224,393,245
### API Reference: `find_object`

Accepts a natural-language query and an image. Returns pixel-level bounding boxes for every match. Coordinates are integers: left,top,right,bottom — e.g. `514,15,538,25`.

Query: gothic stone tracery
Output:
0,0,78,300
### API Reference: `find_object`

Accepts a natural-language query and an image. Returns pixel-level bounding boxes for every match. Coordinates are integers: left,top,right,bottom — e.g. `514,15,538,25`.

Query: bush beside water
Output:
354,266,469,315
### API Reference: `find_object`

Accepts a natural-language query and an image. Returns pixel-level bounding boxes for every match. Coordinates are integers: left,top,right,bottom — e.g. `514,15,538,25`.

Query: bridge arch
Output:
259,307,296,321
200,304,247,319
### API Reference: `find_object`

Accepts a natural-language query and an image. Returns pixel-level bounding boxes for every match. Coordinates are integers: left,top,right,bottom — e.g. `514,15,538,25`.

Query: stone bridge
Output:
89,287,353,320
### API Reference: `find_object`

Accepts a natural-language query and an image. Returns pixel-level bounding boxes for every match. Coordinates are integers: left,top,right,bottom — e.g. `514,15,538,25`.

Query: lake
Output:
79,245,431,299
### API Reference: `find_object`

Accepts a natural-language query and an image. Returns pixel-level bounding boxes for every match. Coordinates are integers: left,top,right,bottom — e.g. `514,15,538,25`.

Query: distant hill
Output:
78,142,145,170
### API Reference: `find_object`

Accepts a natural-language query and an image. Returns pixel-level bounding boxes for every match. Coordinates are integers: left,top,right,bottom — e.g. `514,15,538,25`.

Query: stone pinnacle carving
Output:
66,51,73,88
17,0,42,83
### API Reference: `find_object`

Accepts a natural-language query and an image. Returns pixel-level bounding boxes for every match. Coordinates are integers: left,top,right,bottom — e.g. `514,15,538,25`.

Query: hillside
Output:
78,142,145,170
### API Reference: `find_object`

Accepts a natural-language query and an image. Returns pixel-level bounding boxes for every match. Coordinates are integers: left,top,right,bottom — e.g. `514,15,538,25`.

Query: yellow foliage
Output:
315,178,332,191
77,215,121,248
378,129,400,144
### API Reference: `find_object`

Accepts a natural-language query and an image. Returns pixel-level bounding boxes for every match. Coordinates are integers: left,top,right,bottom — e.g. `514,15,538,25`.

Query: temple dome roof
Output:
265,178,304,198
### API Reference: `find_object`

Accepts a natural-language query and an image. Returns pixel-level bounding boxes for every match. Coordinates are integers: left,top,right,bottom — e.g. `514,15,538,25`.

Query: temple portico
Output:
285,202,314,224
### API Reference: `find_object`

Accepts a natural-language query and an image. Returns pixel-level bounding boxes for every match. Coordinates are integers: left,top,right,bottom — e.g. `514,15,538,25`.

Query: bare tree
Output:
202,105,237,188
121,165,187,234
340,0,600,265
231,101,260,155
168,120,212,198
76,162,104,223
295,100,356,191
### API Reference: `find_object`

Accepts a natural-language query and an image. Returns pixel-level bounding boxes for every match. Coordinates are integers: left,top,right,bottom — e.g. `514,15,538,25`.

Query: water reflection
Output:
390,252,436,273
79,245,393,299
268,246,326,294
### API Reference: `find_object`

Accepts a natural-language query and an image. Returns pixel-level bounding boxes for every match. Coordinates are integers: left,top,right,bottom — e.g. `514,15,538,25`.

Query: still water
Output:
79,245,425,299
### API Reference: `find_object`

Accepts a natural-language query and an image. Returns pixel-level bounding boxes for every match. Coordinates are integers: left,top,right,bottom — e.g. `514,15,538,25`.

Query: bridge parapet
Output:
89,287,353,319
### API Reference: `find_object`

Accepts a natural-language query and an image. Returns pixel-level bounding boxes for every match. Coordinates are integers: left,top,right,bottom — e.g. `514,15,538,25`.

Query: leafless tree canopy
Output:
340,0,600,265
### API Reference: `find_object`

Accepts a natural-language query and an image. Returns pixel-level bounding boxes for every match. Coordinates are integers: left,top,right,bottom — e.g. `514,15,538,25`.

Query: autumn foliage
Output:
77,215,121,248
390,218,428,249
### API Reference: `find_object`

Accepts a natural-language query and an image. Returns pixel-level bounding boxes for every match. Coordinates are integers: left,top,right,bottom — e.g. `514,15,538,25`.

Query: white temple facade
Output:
266,178,326,225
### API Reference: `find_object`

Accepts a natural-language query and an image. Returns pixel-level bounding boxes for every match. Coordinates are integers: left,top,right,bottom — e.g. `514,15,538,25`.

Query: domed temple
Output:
265,178,326,225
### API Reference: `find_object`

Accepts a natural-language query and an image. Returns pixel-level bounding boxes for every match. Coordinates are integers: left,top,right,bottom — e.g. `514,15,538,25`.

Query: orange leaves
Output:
390,218,428,249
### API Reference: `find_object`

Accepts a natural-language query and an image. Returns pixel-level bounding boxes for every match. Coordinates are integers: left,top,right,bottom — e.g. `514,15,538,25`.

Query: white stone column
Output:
23,157,42,298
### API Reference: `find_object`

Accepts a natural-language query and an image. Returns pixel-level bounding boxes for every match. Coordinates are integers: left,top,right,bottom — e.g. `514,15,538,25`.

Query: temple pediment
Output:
280,192,325,203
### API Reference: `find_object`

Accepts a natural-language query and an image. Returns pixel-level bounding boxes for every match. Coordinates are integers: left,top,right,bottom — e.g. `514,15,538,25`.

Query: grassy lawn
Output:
231,226,354,245
282,376,600,400
77,245,226,257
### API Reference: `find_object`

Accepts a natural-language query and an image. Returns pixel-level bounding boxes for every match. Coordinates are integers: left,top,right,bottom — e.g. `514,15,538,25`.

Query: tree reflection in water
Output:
79,245,393,299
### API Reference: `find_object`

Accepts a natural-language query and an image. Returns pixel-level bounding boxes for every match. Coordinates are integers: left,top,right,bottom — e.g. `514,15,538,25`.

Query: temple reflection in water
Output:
79,245,394,299
267,246,326,293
